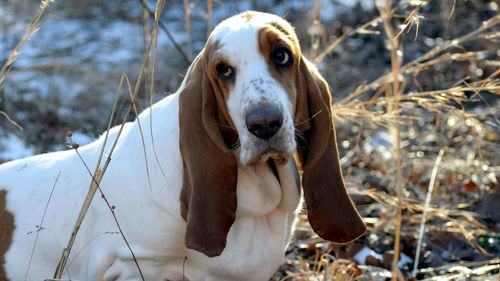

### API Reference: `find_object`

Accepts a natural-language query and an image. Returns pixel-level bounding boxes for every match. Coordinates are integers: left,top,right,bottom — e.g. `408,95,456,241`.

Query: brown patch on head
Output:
259,15,366,244
271,21,293,36
204,39,237,104
0,190,14,281
239,11,256,21
258,21,301,109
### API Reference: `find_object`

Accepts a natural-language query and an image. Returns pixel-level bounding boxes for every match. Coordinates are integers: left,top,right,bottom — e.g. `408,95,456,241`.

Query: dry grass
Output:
276,0,499,280
53,1,167,278
0,0,55,131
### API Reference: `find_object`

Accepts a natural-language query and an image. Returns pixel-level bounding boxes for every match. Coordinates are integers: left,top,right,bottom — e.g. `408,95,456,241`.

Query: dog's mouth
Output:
266,157,282,184
247,146,290,167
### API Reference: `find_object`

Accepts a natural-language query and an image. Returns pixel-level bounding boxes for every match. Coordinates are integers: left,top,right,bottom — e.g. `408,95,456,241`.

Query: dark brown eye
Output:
272,48,292,67
216,63,234,80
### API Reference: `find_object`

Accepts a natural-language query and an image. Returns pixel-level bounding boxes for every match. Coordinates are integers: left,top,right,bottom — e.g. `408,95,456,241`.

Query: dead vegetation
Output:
273,0,500,280
0,0,499,280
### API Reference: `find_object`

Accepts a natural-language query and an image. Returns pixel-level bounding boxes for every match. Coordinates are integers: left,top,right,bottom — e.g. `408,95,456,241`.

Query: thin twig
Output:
377,0,405,279
68,138,145,280
0,0,55,129
125,76,153,190
149,0,169,184
412,148,445,277
314,16,382,63
137,0,191,64
310,0,322,59
207,0,213,36
25,171,61,281
53,1,162,275
0,111,23,131
52,73,125,279
183,0,193,61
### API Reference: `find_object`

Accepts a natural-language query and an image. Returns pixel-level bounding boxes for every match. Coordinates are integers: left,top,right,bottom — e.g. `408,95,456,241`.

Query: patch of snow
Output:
70,131,94,146
354,247,383,264
4,71,52,102
0,134,35,161
372,131,394,149
354,247,413,268
398,252,412,267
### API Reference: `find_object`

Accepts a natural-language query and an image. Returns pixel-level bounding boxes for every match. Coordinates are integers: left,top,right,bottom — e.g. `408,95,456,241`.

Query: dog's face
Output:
207,12,300,166
179,11,366,257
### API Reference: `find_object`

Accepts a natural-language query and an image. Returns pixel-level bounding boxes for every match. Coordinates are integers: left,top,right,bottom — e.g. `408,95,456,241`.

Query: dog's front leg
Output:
101,252,184,281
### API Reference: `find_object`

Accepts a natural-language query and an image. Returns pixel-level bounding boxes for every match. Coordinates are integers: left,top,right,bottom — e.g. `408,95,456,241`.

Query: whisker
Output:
294,110,322,126
218,122,239,153
219,123,238,132
228,140,241,152
294,130,307,145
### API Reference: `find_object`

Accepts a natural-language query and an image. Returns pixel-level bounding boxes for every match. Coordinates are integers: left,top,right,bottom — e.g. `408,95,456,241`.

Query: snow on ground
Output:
0,134,35,161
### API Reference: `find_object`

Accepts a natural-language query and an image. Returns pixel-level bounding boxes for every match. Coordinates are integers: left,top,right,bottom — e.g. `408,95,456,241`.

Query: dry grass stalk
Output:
53,0,167,277
147,0,169,186
141,0,152,106
137,0,191,64
25,172,60,281
309,0,322,59
192,2,213,39
280,255,362,281
377,0,406,279
68,139,147,280
314,16,383,63
333,76,499,130
0,0,55,130
412,148,445,277
395,4,423,41
53,74,131,279
183,0,193,61
207,0,213,36
0,111,22,131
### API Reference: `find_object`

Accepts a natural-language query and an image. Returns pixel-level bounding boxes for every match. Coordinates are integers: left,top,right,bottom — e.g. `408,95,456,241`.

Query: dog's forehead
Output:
212,12,283,40
209,12,286,61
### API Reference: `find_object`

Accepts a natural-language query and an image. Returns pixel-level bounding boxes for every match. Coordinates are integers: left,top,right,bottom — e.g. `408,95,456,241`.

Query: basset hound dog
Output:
0,11,365,281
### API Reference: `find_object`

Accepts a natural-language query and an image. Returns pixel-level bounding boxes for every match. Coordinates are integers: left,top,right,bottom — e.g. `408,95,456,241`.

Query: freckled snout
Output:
245,107,283,139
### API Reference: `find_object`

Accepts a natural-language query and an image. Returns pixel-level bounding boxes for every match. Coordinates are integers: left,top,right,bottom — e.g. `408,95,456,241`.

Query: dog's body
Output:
0,12,365,281
1,94,296,280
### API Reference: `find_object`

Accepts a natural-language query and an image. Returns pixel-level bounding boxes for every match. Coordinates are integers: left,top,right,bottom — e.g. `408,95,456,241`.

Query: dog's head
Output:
179,11,365,257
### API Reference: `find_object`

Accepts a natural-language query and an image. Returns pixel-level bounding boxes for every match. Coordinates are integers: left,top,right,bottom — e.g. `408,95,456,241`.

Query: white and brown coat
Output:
0,11,365,281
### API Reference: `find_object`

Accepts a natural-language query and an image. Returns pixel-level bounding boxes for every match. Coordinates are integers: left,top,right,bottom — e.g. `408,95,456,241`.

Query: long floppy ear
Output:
295,57,366,243
178,51,238,257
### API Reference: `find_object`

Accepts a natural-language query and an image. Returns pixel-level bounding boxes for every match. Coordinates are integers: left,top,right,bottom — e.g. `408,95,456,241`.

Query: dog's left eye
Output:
216,63,234,80
272,48,292,67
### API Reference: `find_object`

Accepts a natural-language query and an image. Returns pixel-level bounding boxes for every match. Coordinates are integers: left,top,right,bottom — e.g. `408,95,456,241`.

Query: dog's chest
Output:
184,209,295,281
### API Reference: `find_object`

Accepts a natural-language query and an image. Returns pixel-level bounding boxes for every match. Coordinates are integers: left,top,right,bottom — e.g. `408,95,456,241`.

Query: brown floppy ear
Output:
178,50,238,257
295,57,366,243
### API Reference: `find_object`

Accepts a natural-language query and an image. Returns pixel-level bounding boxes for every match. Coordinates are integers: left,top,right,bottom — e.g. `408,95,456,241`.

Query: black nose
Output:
245,107,283,139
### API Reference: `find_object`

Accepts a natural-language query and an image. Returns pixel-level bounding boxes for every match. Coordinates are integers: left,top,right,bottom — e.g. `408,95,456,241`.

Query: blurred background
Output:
0,0,499,280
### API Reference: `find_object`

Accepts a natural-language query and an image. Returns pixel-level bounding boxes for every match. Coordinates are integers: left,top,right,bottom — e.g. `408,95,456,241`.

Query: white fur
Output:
1,12,301,281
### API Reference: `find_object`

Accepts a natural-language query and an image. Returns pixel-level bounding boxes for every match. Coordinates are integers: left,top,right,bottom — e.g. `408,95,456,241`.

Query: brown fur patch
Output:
0,190,14,281
239,11,255,21
260,17,366,244
258,22,301,110
203,39,236,103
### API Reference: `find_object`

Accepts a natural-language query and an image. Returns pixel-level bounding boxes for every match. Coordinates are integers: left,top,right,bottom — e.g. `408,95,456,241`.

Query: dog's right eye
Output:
271,48,292,67
216,63,234,80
